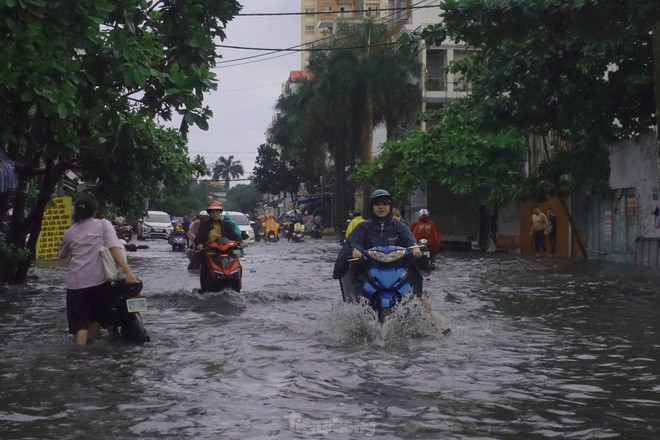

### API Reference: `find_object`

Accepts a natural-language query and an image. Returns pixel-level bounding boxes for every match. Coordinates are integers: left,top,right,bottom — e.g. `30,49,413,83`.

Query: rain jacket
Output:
263,217,279,235
345,215,364,238
194,218,240,248
410,215,442,255
333,215,416,279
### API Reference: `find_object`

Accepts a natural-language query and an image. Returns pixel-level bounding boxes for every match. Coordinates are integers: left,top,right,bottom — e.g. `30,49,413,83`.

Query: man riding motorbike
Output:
194,200,241,292
334,189,424,296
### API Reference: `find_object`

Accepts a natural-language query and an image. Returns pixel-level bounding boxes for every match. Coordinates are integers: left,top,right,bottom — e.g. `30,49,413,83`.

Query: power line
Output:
215,42,397,52
235,4,440,17
215,0,438,68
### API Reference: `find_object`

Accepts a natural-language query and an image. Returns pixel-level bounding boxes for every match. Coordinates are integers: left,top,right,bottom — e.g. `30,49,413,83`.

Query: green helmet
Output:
370,189,393,206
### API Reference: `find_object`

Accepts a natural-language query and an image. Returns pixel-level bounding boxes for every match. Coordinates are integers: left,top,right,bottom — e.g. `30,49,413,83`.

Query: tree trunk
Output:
360,94,374,213
333,135,348,232
2,162,65,283
653,20,660,143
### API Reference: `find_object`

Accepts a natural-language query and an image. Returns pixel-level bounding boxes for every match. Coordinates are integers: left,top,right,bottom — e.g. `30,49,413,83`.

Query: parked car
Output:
137,210,173,240
225,211,255,243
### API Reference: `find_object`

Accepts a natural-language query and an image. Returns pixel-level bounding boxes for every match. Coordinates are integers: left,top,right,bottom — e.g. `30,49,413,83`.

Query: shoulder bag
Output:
100,220,125,281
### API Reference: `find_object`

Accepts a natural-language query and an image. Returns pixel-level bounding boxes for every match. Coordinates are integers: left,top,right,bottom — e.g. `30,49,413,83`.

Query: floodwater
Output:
1,236,659,439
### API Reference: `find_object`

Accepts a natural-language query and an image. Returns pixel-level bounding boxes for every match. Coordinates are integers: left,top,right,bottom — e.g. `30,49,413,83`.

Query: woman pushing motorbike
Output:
58,195,140,346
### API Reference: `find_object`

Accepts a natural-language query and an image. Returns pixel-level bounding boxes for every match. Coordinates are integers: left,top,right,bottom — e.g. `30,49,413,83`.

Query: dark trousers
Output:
548,232,556,255
533,230,546,254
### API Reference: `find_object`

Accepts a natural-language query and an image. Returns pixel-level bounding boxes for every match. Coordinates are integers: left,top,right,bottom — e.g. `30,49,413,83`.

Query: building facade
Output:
300,1,408,69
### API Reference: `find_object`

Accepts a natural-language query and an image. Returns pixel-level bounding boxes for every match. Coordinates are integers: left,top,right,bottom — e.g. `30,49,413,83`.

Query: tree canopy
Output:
268,19,421,227
224,184,261,215
353,97,526,205
0,0,241,282
252,143,303,200
356,0,658,205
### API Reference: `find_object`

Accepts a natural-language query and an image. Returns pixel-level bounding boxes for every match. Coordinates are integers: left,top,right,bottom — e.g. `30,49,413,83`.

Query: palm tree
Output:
302,20,421,222
212,155,244,190
272,86,328,195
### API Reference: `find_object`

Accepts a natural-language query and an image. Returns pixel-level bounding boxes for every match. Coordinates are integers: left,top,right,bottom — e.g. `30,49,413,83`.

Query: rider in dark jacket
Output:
194,200,241,292
335,189,424,295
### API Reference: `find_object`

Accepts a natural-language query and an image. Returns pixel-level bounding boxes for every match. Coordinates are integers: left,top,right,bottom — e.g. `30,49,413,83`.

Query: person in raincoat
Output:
410,208,442,258
345,210,364,238
223,212,244,241
262,215,280,239
194,200,240,292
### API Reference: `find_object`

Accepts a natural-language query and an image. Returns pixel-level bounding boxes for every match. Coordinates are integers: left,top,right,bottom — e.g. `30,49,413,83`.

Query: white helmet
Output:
198,210,208,216
419,208,429,217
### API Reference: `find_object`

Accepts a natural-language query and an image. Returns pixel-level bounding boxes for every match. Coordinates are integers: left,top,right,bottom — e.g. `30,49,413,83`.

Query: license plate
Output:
126,297,147,313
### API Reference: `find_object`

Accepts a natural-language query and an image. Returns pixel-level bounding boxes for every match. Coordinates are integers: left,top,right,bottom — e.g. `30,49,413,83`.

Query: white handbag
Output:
100,220,125,281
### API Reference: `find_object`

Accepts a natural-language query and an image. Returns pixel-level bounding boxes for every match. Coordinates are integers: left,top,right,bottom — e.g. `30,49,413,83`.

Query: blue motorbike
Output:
339,245,427,323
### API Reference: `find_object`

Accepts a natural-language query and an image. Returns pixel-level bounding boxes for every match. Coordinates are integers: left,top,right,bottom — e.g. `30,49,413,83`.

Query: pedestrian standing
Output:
529,206,548,256
546,208,557,256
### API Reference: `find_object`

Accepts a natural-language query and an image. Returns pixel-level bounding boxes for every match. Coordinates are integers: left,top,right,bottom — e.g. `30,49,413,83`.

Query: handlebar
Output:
348,244,422,261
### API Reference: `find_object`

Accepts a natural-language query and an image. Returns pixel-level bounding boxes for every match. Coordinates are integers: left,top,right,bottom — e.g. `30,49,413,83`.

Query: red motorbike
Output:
200,237,243,293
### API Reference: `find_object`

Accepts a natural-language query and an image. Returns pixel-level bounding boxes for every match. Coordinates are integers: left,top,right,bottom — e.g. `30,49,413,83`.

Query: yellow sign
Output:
36,196,72,260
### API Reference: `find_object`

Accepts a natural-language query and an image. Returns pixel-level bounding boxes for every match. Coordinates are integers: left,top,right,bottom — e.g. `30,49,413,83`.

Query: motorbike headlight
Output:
368,249,406,263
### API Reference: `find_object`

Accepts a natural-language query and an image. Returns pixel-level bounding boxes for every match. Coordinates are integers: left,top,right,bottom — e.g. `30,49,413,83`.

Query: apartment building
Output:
300,0,406,69
297,1,483,249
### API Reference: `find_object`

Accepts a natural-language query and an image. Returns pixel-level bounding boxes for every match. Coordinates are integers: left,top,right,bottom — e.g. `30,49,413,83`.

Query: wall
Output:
587,133,658,265
610,134,658,237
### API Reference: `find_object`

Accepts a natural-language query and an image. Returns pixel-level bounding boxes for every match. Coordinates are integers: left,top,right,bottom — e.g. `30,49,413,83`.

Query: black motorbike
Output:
114,223,133,242
168,230,187,252
310,222,323,239
106,279,150,343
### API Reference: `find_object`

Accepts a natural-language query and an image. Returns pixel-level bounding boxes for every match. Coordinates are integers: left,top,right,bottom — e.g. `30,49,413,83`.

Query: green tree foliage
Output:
158,180,216,218
422,0,658,199
353,97,526,205
271,83,327,194
272,19,421,228
0,0,241,282
224,184,261,215
212,155,245,190
252,143,303,200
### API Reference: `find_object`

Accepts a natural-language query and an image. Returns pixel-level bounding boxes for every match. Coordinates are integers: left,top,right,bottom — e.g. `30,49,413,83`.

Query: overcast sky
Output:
177,1,302,184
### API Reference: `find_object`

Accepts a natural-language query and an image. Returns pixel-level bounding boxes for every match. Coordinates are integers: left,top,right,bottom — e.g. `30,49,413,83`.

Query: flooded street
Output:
1,236,659,439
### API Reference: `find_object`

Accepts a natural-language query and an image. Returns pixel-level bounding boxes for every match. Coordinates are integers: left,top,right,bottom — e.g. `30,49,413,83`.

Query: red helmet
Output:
206,200,223,211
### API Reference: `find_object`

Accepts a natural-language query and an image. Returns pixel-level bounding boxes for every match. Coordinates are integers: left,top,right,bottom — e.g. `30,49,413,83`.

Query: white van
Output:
225,211,255,243
137,210,173,240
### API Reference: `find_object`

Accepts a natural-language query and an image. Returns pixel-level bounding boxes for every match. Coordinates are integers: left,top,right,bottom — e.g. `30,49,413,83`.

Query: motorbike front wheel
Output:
377,307,397,324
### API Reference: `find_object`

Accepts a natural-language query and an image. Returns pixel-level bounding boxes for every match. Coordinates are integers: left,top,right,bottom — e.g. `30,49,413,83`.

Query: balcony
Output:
425,76,446,92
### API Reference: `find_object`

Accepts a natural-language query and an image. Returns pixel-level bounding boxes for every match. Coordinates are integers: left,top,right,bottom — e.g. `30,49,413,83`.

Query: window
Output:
322,6,332,12
365,4,379,17
305,8,315,15
305,25,315,33
453,50,475,92
425,50,447,91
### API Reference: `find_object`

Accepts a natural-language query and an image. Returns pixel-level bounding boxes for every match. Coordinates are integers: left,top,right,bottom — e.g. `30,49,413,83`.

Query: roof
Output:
290,70,313,81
